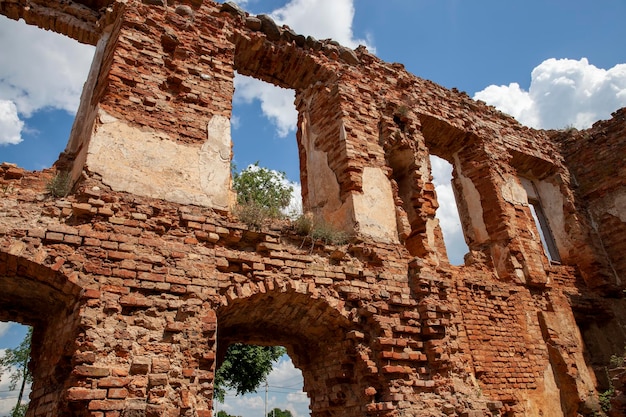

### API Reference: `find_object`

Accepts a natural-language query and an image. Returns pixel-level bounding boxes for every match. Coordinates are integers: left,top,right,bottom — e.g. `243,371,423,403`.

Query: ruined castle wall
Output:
1,1,625,417
69,1,237,210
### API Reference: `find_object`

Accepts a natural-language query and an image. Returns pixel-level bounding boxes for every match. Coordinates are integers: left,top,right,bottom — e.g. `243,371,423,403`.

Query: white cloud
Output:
233,0,371,139
430,155,467,265
0,322,11,338
267,356,303,387
270,0,371,49
0,16,95,117
285,182,302,217
234,75,297,138
0,100,23,145
474,58,626,129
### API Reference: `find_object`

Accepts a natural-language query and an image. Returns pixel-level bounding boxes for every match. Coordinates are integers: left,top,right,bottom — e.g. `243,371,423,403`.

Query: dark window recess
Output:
521,177,561,263
528,200,561,263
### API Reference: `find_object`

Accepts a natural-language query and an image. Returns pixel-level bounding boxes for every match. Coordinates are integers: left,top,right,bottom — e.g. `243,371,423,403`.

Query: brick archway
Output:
216,285,384,417
0,251,84,416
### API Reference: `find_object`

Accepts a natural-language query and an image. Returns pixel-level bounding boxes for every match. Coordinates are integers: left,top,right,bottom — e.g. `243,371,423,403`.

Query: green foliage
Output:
294,214,349,246
214,344,285,403
267,408,293,417
610,353,625,368
45,171,72,197
0,327,33,417
216,411,241,417
599,387,614,413
233,162,293,218
9,403,28,417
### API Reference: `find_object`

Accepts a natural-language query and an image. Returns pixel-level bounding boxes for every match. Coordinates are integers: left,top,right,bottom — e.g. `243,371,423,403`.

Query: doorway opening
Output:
214,343,308,417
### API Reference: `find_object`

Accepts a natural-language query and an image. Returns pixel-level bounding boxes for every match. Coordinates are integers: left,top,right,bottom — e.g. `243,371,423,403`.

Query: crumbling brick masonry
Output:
1,1,626,416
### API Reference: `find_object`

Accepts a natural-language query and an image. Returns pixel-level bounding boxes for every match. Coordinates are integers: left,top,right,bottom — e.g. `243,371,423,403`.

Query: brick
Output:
98,377,131,388
74,366,110,377
66,388,107,401
88,400,125,411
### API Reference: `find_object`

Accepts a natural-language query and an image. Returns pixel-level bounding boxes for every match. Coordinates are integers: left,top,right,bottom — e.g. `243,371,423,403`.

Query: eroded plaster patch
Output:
453,153,489,244
501,175,528,205
352,167,399,244
606,188,626,222
534,180,570,257
86,110,232,209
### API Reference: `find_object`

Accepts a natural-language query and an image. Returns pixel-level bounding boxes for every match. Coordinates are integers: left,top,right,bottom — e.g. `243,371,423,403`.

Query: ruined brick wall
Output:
1,1,626,417
555,108,626,290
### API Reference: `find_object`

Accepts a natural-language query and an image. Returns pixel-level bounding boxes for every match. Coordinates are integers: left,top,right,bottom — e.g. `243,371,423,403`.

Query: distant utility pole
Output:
264,379,268,417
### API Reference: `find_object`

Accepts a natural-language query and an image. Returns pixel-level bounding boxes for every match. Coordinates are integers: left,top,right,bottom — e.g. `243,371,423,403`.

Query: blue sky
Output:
2,0,626,415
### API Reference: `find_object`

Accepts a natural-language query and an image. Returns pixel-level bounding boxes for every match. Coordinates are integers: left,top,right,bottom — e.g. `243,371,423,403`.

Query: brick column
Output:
66,293,218,416
452,142,547,284
296,82,399,245
64,0,236,211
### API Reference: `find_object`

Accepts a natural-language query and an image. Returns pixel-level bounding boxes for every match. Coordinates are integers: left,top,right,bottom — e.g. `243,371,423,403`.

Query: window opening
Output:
231,73,302,217
430,155,468,265
520,178,561,263
0,16,95,170
215,344,308,417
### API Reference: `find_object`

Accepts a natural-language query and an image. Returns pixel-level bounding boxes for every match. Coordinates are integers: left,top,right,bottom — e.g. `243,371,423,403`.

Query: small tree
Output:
267,408,293,417
214,343,285,402
233,163,294,228
216,411,241,417
0,327,32,417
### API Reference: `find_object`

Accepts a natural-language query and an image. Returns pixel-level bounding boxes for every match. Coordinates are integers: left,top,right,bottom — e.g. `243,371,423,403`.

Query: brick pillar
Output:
452,143,547,284
296,82,399,244
64,0,236,211
66,292,218,416
377,103,448,263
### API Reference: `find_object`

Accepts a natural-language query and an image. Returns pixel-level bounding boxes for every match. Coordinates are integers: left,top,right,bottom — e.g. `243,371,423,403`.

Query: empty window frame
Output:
520,178,561,263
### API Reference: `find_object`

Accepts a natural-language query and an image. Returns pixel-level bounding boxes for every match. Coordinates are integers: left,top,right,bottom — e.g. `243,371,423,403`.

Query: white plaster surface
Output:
453,154,489,244
353,167,399,244
86,110,232,209
502,175,528,205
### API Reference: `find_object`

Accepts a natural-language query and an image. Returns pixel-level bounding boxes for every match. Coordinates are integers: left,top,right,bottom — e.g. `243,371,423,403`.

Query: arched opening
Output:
0,15,95,170
215,288,377,417
0,253,83,416
214,344,307,417
0,322,31,415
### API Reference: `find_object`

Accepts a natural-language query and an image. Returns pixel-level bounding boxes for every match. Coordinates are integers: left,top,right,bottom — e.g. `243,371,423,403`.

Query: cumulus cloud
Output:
0,100,23,145
474,58,626,129
267,356,303,387
0,16,95,117
234,76,297,138
270,0,372,49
